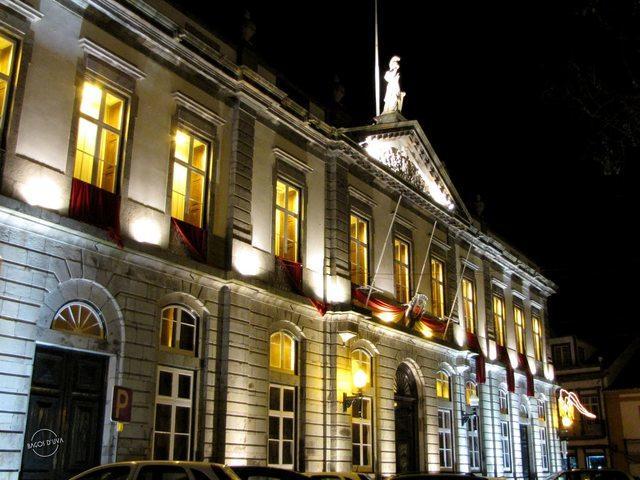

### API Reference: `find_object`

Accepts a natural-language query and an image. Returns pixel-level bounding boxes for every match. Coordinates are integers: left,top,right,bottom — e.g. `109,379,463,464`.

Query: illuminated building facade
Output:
0,0,561,478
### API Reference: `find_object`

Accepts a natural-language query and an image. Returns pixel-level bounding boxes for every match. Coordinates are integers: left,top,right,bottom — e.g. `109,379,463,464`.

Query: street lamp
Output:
461,390,480,426
343,367,368,412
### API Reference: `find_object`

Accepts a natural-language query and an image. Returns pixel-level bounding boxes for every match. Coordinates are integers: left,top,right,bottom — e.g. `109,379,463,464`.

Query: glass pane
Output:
269,386,280,411
192,138,207,170
283,388,294,412
74,118,98,183
270,333,281,369
350,215,357,238
352,445,360,466
174,406,190,434
268,416,279,439
282,441,293,465
285,214,298,261
0,79,7,123
186,171,204,227
154,404,171,431
181,310,196,325
287,185,299,213
98,130,120,192
153,432,170,460
358,218,367,243
275,209,285,257
283,418,294,440
352,424,360,443
179,324,195,352
171,162,187,220
175,130,191,163
161,310,176,348
158,371,172,396
282,334,294,372
0,37,14,76
268,440,279,464
104,93,123,130
80,82,102,119
362,445,370,466
276,180,286,208
178,374,191,399
362,424,370,443
173,434,189,460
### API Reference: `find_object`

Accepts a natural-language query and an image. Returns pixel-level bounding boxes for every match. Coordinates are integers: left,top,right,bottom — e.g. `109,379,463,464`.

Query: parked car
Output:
389,474,488,480
546,469,634,480
307,472,370,480
229,466,309,480
69,461,241,480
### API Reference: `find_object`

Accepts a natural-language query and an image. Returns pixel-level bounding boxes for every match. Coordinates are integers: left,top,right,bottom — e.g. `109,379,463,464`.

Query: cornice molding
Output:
172,91,225,127
273,147,313,173
0,0,43,22
461,257,480,271
432,237,451,252
79,37,146,80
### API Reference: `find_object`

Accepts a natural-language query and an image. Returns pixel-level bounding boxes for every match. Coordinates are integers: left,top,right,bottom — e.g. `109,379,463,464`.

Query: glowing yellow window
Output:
73,81,126,193
171,129,209,228
0,34,16,135
350,349,372,391
533,316,543,361
465,381,478,405
274,180,300,261
350,214,369,286
436,371,450,400
393,237,411,303
462,277,476,334
514,306,525,354
493,295,506,346
430,258,445,318
270,331,295,373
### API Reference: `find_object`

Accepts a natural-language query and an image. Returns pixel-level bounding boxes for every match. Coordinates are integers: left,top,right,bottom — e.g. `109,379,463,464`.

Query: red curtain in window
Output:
476,353,487,384
171,218,207,261
506,362,516,393
69,178,122,246
467,332,480,353
277,257,328,316
519,353,536,396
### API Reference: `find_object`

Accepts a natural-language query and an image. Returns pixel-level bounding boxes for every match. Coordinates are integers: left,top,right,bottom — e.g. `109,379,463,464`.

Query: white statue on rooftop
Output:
382,55,406,114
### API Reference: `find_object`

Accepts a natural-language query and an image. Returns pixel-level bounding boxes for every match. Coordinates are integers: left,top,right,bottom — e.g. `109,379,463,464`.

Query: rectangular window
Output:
438,409,453,469
268,385,295,468
500,420,512,471
514,306,525,354
462,277,476,334
153,367,194,461
352,397,372,470
540,427,549,471
467,415,481,470
73,81,126,193
393,237,411,303
538,400,546,421
532,316,543,361
350,214,369,286
493,295,506,346
274,179,301,261
430,258,445,318
552,343,572,367
0,33,17,136
171,129,209,228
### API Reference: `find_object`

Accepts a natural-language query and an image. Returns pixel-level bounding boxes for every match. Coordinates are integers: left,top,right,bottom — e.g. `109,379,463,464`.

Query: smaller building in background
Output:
550,335,640,474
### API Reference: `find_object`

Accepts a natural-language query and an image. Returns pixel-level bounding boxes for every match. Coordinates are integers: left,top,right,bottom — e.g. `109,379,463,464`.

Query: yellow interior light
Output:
353,368,368,390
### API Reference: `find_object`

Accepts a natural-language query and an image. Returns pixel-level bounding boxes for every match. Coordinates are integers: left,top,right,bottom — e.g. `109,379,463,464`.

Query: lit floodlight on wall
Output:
233,247,260,276
21,176,64,210
130,217,162,245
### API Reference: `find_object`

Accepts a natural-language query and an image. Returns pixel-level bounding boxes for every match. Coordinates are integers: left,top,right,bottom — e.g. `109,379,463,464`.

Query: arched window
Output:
160,306,198,355
520,403,529,419
436,371,450,400
350,349,372,388
499,389,509,414
52,302,105,339
465,381,478,406
270,331,296,373
538,399,546,421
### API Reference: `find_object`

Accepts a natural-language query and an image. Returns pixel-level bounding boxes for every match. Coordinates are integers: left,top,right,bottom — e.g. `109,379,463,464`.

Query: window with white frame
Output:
436,371,451,400
268,384,295,468
438,409,453,469
461,277,476,334
499,389,509,415
500,420,512,472
467,414,481,470
352,397,373,469
153,367,194,460
540,427,549,471
538,399,546,421
160,306,198,355
270,331,296,374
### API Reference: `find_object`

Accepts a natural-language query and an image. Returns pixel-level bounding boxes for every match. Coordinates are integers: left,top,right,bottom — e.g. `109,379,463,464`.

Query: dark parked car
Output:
546,469,634,480
69,461,241,480
230,466,308,480
389,474,488,480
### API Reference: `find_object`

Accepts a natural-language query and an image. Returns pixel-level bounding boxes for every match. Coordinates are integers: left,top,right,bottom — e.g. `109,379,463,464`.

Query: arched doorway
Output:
394,363,419,473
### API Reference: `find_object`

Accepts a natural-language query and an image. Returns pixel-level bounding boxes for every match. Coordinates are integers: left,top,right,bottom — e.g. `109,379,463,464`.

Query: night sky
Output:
171,0,640,350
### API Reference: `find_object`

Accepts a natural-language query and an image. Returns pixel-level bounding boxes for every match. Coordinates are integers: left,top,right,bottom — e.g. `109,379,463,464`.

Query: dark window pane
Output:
155,404,171,431
178,374,191,399
173,434,189,460
352,445,360,465
153,432,170,460
283,418,294,440
269,386,280,410
363,445,369,466
362,424,369,443
181,310,196,325
269,416,279,439
179,324,195,351
268,440,279,464
283,389,294,412
75,466,131,480
175,406,190,434
158,371,172,396
283,440,293,464
352,424,360,443
139,465,189,480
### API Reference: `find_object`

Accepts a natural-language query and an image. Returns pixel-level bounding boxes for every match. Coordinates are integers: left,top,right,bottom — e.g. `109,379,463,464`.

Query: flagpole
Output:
374,0,381,116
